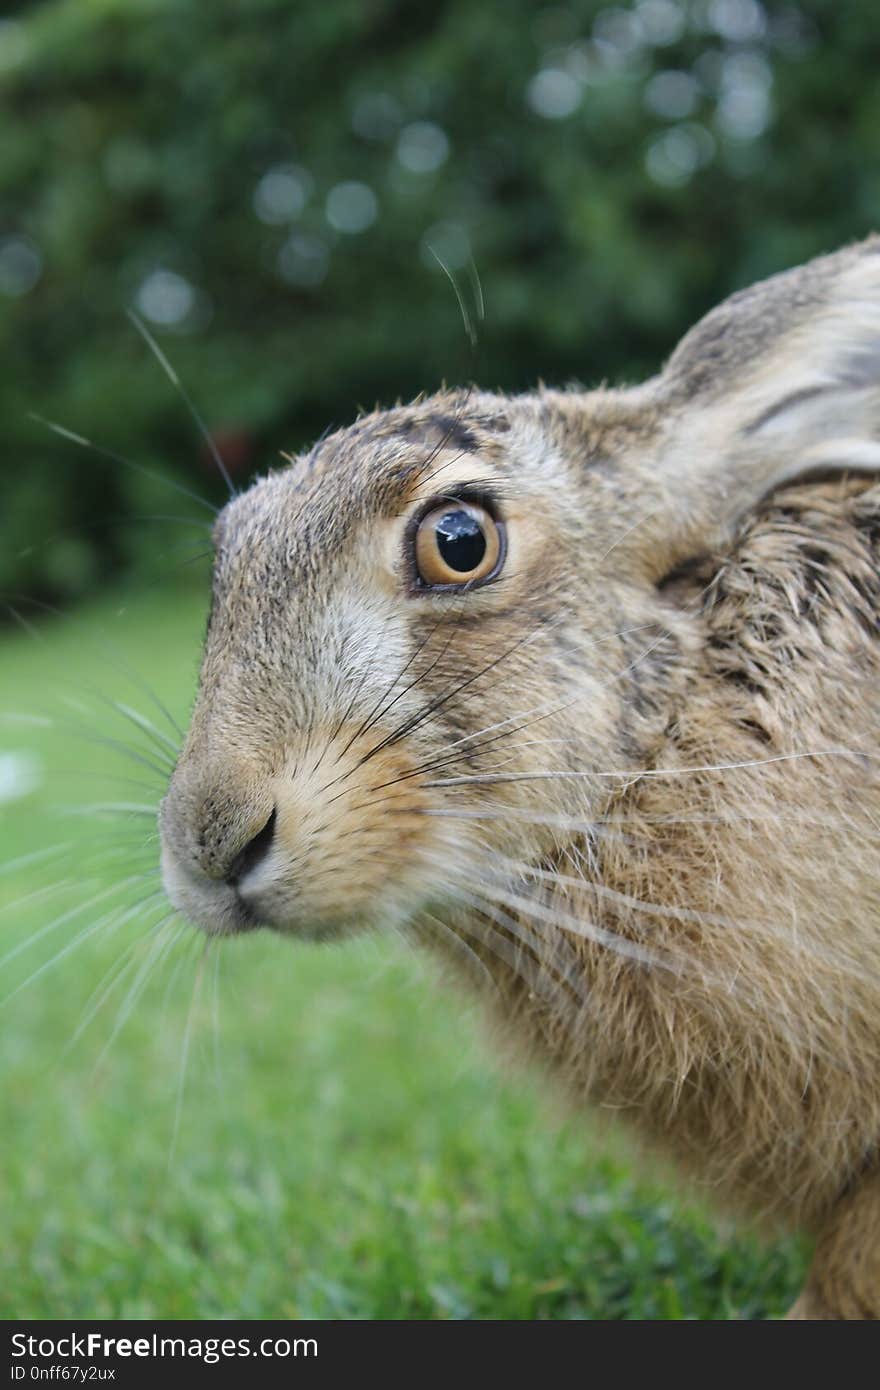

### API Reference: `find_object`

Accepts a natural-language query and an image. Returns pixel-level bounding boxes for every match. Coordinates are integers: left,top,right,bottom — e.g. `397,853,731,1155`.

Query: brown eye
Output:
413,500,503,589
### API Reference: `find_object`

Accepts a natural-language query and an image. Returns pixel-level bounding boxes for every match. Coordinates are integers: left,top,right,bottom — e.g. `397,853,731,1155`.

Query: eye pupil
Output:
435,510,486,573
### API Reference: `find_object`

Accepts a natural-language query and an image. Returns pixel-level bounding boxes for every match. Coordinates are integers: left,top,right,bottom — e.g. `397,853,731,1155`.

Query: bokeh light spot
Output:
135,269,196,326
0,19,28,73
707,0,767,44
396,122,450,173
526,68,582,119
0,237,42,297
644,69,700,120
645,122,716,186
253,164,313,225
635,0,685,47
325,181,378,234
420,221,471,272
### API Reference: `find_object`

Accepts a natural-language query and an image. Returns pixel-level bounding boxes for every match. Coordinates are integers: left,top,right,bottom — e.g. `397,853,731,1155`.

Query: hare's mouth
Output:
160,843,263,937
160,836,401,943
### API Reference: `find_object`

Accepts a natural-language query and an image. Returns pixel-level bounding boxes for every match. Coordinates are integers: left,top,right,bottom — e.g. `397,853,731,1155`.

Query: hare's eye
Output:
413,500,503,590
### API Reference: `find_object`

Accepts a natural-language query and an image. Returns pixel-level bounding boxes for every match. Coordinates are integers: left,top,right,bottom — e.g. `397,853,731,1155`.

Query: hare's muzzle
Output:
157,718,446,943
159,766,279,936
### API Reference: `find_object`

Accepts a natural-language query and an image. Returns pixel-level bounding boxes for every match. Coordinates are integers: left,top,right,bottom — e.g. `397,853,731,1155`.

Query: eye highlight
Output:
412,499,504,591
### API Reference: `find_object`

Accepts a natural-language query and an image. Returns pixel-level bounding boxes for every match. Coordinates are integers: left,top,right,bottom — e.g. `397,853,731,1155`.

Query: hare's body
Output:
161,240,880,1317
437,476,880,1317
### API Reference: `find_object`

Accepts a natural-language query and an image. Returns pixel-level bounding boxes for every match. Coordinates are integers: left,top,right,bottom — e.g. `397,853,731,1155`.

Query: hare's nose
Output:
225,807,277,888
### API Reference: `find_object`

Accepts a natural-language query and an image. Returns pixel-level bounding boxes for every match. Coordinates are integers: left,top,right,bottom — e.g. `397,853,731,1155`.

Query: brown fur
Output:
160,238,880,1318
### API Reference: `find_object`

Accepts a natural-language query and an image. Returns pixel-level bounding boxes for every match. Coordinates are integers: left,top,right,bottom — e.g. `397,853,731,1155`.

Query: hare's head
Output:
160,238,880,941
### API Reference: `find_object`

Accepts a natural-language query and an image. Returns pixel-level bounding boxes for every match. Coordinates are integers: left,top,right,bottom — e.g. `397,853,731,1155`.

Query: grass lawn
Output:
0,579,807,1319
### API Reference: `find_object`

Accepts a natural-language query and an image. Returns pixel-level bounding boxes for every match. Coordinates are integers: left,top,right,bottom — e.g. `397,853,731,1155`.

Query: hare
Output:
160,237,880,1318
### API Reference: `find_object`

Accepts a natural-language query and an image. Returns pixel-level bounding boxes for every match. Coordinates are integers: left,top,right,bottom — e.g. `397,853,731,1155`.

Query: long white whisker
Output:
425,747,874,789
417,848,592,1009
168,939,210,1168
209,943,226,1107
419,912,499,996
464,889,593,1011
66,909,176,1051
29,412,218,515
1,884,165,1007
0,876,149,975
0,844,73,877
464,875,681,976
108,700,181,761
92,917,187,1068
595,508,660,566
127,310,236,498
65,939,147,1052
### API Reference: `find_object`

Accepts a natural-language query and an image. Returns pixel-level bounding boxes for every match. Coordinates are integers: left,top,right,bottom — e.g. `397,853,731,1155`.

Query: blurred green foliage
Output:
1,0,879,603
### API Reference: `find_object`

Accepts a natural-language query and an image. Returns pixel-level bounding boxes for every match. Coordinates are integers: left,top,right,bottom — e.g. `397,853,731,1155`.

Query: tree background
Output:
2,0,878,604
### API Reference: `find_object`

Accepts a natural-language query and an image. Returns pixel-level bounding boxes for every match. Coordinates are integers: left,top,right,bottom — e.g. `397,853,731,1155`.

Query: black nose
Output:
225,808,277,888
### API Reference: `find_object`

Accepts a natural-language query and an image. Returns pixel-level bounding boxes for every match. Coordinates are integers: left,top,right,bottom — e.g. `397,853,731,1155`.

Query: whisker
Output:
29,412,218,515
0,876,149,975
409,801,880,847
310,605,400,772
460,889,592,1012
67,910,178,1053
168,938,210,1168
0,879,79,928
127,310,237,497
428,900,555,1005
424,747,875,790
65,802,160,819
0,844,74,878
467,254,485,325
1,593,188,744
65,937,146,1053
92,916,187,1068
338,601,474,762
417,846,591,1010
464,874,680,977
353,608,663,799
317,604,474,794
356,614,564,775
209,943,225,1106
418,912,499,997
494,854,771,938
428,247,477,348
595,507,661,566
1,883,165,1007
50,715,173,783
104,700,181,762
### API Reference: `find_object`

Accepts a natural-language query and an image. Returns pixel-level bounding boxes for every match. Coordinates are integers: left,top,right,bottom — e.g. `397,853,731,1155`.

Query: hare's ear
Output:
639,236,880,573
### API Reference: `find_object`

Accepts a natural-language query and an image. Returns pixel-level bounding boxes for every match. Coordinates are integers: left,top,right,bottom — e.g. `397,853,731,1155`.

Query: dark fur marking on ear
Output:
742,385,833,437
427,414,480,452
395,414,480,454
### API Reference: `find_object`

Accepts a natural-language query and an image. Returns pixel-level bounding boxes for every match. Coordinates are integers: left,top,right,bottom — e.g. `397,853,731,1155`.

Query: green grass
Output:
0,581,807,1319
